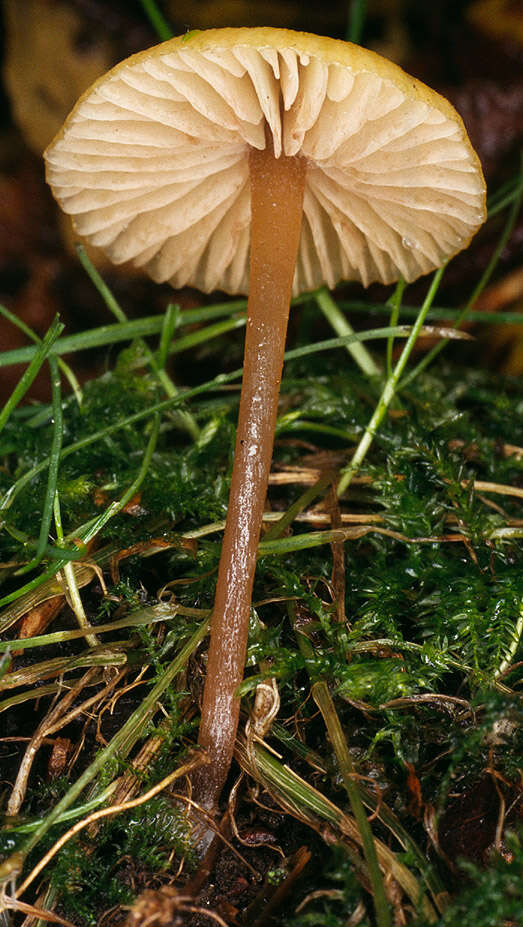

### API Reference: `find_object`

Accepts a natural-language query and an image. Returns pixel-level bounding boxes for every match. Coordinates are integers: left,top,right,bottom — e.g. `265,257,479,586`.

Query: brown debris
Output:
47,736,72,778
16,595,65,646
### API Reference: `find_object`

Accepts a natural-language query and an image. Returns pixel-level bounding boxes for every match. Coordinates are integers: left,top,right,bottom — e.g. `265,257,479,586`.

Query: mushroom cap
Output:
44,27,486,296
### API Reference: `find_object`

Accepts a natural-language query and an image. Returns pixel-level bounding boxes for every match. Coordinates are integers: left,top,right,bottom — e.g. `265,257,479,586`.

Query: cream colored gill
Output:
45,34,486,295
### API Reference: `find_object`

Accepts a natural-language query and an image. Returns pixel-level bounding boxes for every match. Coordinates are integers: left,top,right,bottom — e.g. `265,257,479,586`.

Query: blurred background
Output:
1,0,522,400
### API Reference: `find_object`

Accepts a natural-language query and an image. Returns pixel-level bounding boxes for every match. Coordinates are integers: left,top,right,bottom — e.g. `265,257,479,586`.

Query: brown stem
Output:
194,144,306,811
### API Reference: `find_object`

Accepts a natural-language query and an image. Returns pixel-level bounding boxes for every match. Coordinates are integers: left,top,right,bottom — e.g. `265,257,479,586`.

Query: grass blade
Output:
400,170,523,388
16,357,64,575
338,267,446,496
0,611,209,879
315,286,380,376
312,680,392,927
0,316,64,434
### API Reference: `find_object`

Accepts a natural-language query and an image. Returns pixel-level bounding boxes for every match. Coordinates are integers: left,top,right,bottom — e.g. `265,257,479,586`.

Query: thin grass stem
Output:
315,287,380,376
0,322,452,610
16,358,64,576
75,246,127,323
337,266,446,496
0,601,208,655
347,0,367,43
156,303,178,374
287,602,391,925
262,475,332,542
7,784,118,834
0,562,74,610
312,680,392,927
270,721,447,901
80,413,161,545
16,754,204,900
237,739,437,920
0,304,82,403
487,170,523,218
53,493,99,648
276,416,358,441
0,292,317,370
386,279,406,377
0,325,445,523
2,292,518,373
400,170,523,389
0,651,10,682
0,616,209,879
139,0,174,40
0,317,64,434
76,245,200,439
143,304,180,399
0,415,161,609
340,301,523,326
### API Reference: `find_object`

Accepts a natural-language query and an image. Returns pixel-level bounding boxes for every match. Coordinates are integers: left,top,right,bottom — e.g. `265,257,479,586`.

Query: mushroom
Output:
44,27,486,813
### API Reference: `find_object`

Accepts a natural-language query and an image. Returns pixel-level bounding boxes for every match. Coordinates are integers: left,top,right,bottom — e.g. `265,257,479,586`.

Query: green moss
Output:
416,833,523,927
1,295,522,926
49,801,195,925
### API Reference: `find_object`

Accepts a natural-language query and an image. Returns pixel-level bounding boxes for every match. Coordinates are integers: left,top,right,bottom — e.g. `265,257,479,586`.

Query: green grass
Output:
0,162,521,926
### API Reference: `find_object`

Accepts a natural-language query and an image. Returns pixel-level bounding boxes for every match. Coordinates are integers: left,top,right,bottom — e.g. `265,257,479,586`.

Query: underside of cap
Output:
45,27,486,296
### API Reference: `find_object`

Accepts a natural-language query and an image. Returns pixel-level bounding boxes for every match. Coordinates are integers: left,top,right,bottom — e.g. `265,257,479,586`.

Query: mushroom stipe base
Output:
193,146,307,813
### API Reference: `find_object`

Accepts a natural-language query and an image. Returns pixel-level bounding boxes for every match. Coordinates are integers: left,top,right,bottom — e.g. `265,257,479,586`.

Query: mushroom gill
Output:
45,31,486,296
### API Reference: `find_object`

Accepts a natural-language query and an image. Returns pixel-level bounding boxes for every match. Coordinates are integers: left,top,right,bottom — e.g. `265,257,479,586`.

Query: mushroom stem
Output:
194,145,307,810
